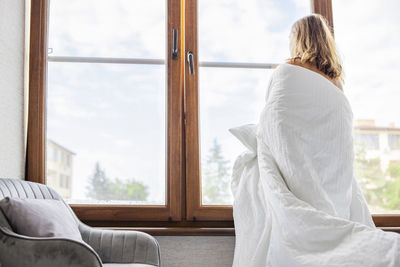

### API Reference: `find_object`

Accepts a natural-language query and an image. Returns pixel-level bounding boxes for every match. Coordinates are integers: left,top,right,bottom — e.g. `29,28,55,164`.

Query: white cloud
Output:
198,0,309,62
333,0,400,126
48,0,165,58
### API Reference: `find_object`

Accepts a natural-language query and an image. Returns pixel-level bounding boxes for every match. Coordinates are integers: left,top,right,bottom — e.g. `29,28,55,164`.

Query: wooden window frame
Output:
27,0,184,223
27,0,400,228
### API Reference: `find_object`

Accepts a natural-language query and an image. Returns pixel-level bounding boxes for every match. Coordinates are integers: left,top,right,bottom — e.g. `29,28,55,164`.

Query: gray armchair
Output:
0,178,161,267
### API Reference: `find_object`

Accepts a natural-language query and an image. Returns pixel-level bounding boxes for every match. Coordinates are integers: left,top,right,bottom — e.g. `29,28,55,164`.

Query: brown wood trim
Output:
26,0,48,184
78,213,400,227
93,226,400,236
27,0,184,222
380,227,400,234
184,0,200,221
80,214,400,227
189,206,233,221
81,219,234,228
167,0,184,221
180,0,187,224
183,0,234,221
373,215,400,227
312,0,334,34
72,205,172,222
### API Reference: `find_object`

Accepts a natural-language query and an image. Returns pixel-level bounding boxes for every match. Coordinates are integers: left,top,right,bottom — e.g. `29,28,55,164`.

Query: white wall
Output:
156,236,235,267
0,0,27,179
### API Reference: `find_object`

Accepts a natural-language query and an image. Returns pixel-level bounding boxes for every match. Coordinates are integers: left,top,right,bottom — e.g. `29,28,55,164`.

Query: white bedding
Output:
230,63,400,267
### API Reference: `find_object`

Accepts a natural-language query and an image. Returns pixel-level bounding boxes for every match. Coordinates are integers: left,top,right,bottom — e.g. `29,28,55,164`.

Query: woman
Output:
230,14,400,267
287,14,343,91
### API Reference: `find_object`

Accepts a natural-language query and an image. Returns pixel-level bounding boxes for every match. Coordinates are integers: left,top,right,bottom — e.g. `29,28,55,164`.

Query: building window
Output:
48,144,58,162
59,174,64,188
355,134,379,150
59,174,70,189
388,134,400,150
64,176,70,188
60,152,64,165
66,155,71,167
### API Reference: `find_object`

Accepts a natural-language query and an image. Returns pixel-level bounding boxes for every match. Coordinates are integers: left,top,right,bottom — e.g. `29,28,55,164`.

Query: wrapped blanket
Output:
230,63,400,267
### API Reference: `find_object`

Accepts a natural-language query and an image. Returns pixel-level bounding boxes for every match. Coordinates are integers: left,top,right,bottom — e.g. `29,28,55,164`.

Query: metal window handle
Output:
187,51,194,75
172,29,178,59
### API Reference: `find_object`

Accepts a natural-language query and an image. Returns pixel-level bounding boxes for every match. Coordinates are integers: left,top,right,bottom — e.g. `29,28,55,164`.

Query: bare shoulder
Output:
333,79,344,91
287,61,344,91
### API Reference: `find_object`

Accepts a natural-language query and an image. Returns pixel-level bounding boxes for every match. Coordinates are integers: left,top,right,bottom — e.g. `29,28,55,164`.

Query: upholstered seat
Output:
0,178,160,267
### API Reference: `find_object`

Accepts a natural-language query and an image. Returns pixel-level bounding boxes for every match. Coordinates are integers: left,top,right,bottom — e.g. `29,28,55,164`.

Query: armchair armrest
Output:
0,226,102,267
79,223,160,266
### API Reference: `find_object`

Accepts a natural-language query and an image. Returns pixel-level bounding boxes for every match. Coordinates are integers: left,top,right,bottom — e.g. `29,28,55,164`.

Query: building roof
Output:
355,126,400,132
354,120,400,132
47,139,76,155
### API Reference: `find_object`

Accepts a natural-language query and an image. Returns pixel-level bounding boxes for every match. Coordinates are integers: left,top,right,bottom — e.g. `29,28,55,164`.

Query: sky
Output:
332,0,400,127
46,0,400,206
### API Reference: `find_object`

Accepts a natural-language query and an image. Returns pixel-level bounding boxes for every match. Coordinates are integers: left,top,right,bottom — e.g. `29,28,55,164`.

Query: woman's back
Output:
259,62,355,219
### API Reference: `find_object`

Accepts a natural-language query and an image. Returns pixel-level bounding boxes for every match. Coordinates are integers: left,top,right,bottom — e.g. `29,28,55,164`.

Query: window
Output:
355,133,379,150
66,155,71,167
31,0,400,227
28,0,183,222
46,0,167,205
389,134,400,150
60,151,64,165
333,0,400,215
59,174,68,188
47,142,58,162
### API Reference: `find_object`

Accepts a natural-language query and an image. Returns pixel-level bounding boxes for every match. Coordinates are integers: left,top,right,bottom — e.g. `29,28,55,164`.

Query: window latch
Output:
187,51,195,75
172,29,178,59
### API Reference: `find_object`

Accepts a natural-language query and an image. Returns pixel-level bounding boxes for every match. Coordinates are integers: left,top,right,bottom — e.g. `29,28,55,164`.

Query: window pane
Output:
333,0,400,213
48,0,165,59
198,0,311,205
200,68,272,205
355,133,379,150
199,0,311,62
46,62,166,205
389,134,400,150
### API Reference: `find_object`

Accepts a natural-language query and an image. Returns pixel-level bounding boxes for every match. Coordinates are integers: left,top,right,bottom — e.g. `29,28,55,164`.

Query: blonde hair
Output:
287,14,344,82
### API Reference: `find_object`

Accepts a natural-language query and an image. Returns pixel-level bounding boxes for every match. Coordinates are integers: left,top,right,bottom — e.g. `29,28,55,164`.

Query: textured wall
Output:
0,0,26,179
155,236,235,267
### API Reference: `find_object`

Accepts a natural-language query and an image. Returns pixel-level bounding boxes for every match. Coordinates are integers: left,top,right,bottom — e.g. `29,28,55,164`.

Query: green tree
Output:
354,143,400,212
354,142,386,209
109,178,149,201
384,161,400,210
86,162,112,200
202,138,232,204
86,162,148,201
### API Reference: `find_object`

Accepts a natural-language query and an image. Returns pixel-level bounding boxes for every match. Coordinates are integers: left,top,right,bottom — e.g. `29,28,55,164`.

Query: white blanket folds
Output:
230,63,400,267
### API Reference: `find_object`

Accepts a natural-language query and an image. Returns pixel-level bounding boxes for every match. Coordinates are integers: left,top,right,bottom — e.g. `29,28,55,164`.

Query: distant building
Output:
354,120,400,171
46,139,75,199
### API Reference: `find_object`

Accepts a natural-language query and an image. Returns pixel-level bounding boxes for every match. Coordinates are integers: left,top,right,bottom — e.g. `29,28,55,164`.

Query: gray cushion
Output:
0,197,82,241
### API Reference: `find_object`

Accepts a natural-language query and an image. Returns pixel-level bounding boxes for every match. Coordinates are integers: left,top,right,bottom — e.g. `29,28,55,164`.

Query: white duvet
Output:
230,63,400,267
